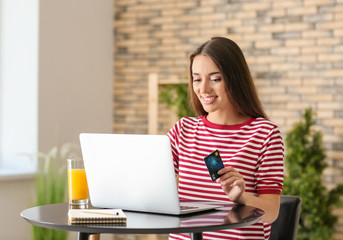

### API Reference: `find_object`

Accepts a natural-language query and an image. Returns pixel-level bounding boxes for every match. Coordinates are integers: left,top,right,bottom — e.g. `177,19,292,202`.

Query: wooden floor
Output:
88,233,169,240
112,234,169,240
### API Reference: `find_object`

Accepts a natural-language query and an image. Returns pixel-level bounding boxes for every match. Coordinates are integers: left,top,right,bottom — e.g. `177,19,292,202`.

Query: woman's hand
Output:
216,167,246,203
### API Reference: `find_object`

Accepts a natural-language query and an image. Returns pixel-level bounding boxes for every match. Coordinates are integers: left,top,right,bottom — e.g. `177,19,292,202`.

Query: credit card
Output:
204,150,225,181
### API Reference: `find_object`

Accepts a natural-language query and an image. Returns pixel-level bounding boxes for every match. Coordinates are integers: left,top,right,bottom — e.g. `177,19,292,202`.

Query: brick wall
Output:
113,0,343,238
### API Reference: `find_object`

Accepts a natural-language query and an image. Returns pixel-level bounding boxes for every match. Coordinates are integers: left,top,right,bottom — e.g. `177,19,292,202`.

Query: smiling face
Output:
191,55,234,122
189,37,267,121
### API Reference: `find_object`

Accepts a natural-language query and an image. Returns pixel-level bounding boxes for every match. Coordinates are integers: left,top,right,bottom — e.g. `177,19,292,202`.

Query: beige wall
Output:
38,0,114,152
113,0,343,238
0,176,35,240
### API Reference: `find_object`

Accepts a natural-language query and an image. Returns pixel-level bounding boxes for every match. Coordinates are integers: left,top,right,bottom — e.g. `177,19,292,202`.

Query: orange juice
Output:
68,169,89,200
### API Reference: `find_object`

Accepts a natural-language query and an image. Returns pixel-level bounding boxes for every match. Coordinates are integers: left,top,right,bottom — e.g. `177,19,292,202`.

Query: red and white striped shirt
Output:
167,116,284,240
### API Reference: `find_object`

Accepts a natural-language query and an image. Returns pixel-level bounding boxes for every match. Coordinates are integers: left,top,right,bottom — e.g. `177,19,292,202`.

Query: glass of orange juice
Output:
67,158,89,208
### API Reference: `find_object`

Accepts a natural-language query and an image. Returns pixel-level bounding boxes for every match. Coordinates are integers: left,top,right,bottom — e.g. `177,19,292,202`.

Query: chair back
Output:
270,195,302,240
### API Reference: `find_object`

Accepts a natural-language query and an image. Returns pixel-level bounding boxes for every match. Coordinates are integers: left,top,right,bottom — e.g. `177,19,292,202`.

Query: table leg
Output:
190,232,203,240
77,232,90,240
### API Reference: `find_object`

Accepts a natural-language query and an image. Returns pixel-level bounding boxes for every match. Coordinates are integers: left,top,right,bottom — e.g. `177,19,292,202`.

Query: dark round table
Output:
21,202,264,240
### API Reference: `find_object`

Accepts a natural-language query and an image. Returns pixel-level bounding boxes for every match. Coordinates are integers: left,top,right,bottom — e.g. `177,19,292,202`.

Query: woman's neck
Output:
206,111,250,126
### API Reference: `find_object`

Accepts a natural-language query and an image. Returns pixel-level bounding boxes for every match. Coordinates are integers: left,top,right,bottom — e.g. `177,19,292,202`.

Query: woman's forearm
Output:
238,193,280,224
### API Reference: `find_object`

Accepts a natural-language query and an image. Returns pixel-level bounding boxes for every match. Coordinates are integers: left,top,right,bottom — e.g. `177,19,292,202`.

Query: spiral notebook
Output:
68,209,127,224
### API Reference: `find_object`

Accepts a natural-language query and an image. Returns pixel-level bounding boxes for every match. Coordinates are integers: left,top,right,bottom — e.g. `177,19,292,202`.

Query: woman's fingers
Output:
217,167,242,181
216,167,246,202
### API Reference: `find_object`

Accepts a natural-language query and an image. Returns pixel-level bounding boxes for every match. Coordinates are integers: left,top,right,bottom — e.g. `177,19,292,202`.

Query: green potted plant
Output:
159,83,194,118
31,143,79,240
283,108,343,240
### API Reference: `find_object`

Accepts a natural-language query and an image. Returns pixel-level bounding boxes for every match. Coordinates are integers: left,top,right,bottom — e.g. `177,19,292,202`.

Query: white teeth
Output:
203,97,216,101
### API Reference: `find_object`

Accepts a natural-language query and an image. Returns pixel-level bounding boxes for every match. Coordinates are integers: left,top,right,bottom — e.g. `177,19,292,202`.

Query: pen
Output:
81,211,119,216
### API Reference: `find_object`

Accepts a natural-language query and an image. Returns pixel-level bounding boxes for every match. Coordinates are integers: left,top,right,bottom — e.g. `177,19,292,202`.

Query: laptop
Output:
79,133,220,215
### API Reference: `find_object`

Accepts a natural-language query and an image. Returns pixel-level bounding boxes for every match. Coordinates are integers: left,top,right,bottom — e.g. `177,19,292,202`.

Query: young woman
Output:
168,37,284,240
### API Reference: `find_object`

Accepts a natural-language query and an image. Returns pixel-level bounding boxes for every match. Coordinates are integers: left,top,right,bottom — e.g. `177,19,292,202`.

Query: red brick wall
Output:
113,0,343,237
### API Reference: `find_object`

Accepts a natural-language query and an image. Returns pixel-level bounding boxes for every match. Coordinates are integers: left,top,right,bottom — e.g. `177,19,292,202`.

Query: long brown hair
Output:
188,37,267,119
